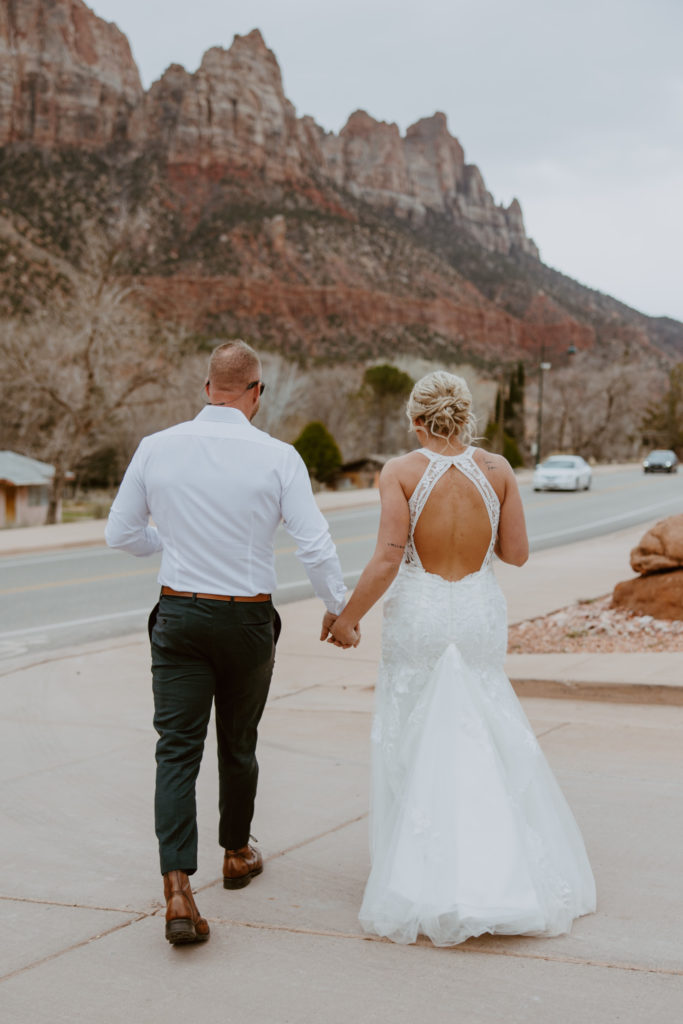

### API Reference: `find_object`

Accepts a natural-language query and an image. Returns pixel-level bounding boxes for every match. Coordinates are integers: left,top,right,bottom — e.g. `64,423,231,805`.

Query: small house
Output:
334,456,387,490
0,451,57,527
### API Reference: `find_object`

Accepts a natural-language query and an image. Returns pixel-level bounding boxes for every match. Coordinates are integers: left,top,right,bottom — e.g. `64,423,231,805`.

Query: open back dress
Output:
358,447,596,945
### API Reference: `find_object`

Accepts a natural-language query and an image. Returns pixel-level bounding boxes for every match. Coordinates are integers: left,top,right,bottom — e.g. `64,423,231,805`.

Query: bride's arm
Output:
495,461,529,566
327,461,410,646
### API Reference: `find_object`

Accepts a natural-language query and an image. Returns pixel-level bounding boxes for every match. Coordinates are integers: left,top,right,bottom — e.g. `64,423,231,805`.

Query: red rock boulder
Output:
612,571,683,620
630,515,683,575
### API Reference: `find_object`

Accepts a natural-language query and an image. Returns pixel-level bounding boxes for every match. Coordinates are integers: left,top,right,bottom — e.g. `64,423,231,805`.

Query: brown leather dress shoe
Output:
223,843,263,890
163,870,210,944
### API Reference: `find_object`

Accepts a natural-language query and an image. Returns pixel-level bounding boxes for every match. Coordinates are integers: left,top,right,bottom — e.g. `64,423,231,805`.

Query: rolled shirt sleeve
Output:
280,452,347,615
105,441,163,557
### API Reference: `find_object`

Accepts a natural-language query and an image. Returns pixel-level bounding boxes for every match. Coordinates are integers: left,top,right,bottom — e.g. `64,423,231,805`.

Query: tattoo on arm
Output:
386,542,405,550
484,460,497,471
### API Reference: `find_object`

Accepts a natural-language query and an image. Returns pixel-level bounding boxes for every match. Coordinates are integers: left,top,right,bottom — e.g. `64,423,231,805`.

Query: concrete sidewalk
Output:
1,604,682,1020
1,516,682,1020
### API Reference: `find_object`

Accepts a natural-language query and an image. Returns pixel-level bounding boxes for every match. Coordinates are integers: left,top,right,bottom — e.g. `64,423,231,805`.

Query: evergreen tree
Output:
362,364,414,452
482,419,524,467
505,362,526,443
293,422,342,483
485,362,526,465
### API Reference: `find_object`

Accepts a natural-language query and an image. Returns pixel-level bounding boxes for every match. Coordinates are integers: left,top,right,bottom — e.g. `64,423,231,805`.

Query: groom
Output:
105,340,349,944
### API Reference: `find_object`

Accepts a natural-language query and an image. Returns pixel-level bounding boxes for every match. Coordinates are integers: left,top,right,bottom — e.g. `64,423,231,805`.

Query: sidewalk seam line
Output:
1,735,150,785
535,722,571,739
203,918,683,976
0,894,144,914
269,683,320,702
194,812,369,898
0,639,147,679
2,901,679,983
0,914,148,985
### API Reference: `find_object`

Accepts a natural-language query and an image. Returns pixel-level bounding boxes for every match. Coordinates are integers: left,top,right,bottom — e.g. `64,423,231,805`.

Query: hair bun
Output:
406,372,476,444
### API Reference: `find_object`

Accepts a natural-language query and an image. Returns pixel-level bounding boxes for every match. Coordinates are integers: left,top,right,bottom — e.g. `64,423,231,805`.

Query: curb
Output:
511,677,683,706
0,535,107,557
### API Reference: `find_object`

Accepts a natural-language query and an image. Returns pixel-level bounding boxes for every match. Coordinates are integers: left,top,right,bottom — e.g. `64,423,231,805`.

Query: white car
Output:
533,455,592,492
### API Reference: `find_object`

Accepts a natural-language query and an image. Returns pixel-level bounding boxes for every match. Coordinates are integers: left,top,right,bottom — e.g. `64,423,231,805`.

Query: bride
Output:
328,371,596,946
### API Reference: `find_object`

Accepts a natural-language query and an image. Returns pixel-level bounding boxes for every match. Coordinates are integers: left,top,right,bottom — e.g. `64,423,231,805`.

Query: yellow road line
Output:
274,533,377,557
0,533,380,595
0,567,159,596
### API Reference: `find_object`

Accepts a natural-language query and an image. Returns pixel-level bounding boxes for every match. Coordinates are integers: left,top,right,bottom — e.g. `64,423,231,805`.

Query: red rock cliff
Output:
317,109,538,257
0,4,538,258
132,29,308,181
0,0,142,146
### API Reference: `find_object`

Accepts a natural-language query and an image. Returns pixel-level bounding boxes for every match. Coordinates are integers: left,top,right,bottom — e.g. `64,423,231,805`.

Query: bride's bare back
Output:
413,461,493,580
326,442,528,650
392,446,527,578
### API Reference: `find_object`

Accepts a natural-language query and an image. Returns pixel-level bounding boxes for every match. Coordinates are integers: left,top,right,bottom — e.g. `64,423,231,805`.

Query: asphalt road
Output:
0,466,680,662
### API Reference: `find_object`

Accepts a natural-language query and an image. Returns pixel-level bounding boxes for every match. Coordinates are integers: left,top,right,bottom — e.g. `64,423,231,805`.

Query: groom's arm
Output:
105,441,163,557
280,449,347,617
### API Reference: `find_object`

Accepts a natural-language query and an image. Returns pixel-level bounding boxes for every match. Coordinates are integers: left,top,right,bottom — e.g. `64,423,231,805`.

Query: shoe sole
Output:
165,918,210,944
223,864,263,890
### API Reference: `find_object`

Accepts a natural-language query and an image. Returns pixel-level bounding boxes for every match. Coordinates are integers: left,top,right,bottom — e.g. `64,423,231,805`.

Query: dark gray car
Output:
643,449,678,473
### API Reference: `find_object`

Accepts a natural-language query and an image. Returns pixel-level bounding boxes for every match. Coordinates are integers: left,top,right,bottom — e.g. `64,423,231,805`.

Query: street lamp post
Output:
535,346,552,467
534,343,577,467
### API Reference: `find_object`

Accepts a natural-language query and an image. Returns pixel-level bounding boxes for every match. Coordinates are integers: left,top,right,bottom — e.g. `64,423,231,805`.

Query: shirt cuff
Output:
325,591,347,616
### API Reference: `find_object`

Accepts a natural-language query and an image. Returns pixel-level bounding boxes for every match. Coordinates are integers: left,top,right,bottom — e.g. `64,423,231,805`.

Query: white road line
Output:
0,574,371,639
0,568,368,638
0,607,151,640
1,492,677,638
324,506,379,521
275,569,363,593
0,547,116,569
530,496,682,543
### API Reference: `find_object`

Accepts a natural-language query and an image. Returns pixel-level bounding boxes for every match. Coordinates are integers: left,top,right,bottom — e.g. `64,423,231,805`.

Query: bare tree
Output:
536,351,665,462
0,245,182,522
642,363,683,453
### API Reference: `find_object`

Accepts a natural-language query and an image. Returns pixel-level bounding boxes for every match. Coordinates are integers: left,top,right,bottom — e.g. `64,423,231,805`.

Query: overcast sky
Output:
89,0,683,322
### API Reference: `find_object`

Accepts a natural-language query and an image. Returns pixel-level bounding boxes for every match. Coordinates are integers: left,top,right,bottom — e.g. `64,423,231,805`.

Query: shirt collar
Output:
195,405,251,426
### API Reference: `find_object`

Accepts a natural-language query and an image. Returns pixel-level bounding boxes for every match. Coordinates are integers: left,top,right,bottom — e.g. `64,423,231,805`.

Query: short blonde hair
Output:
406,371,476,445
208,340,260,389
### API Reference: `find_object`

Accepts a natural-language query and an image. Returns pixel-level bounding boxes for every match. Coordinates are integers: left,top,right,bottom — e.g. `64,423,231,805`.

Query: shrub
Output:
483,420,524,467
293,422,342,483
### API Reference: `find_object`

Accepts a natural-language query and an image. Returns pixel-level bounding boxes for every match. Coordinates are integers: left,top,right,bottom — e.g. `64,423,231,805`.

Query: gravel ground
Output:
508,595,683,653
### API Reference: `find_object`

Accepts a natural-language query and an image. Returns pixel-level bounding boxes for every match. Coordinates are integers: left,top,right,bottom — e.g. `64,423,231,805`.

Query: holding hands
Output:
320,610,360,649
318,460,409,654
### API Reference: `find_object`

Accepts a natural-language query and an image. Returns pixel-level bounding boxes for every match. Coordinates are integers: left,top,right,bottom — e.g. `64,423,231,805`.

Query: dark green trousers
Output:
150,594,280,876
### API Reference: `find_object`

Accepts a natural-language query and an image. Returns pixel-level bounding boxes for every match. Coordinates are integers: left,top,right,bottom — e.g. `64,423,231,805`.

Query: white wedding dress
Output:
359,447,596,945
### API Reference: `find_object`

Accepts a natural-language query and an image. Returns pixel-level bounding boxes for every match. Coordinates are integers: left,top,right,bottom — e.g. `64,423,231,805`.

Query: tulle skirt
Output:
359,563,596,946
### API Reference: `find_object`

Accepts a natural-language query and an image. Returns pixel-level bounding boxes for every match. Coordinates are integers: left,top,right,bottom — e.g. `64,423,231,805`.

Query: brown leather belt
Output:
161,586,271,603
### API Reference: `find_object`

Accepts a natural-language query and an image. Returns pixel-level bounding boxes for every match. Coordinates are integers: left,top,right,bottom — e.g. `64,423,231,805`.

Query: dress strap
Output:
450,450,501,566
408,459,451,525
405,454,452,568
405,447,501,570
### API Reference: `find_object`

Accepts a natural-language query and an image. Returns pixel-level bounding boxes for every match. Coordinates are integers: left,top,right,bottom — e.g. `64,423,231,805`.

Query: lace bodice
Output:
404,446,501,572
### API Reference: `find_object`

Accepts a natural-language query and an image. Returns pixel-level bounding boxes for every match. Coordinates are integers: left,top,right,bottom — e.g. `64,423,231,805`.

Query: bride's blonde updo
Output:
406,371,477,445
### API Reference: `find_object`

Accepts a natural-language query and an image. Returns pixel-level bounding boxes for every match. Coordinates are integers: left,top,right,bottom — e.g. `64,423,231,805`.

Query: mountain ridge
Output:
0,0,681,364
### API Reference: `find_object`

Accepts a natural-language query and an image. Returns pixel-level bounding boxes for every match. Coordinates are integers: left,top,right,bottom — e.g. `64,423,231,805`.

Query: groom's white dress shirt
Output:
105,406,347,613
